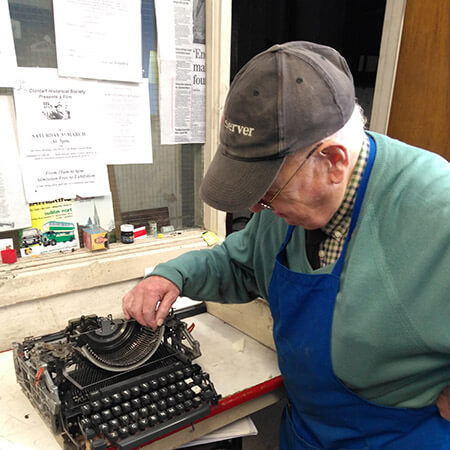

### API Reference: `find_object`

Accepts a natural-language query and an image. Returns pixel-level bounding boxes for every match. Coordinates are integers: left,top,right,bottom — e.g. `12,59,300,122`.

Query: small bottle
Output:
120,224,134,244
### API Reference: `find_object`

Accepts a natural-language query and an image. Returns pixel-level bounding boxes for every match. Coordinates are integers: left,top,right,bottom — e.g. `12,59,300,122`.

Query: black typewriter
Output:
13,309,220,450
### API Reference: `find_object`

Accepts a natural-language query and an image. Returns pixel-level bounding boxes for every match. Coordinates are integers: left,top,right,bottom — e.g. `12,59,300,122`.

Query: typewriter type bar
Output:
13,310,220,449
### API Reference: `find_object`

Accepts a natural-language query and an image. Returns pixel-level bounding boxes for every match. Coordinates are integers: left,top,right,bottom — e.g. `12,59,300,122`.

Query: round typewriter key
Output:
202,389,216,401
149,379,158,390
111,405,122,417
193,374,203,384
166,407,176,418
149,414,159,426
107,430,119,442
108,418,119,430
175,392,184,403
158,375,167,386
192,396,202,407
157,399,167,411
111,393,121,404
167,373,176,383
141,394,151,405
158,387,169,398
167,396,176,407
91,413,102,425
101,409,113,421
157,410,168,422
148,403,158,414
121,389,131,400
168,384,178,395
191,385,202,395
150,391,160,402
130,386,140,397
119,415,130,426
183,389,194,400
118,427,129,438
101,397,112,409
183,366,194,377
140,381,151,392
129,410,139,422
176,381,187,391
98,423,109,435
138,407,149,418
175,370,184,380
184,400,193,410
91,400,102,412
128,423,139,435
131,398,141,409
175,403,185,414
80,404,91,416
138,417,149,430
122,401,132,413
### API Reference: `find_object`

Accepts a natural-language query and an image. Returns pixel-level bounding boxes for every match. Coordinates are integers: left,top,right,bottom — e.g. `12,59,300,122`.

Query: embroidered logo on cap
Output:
223,118,255,137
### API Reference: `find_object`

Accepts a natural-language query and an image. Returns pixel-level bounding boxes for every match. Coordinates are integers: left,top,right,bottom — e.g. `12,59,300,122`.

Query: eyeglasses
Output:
257,141,323,210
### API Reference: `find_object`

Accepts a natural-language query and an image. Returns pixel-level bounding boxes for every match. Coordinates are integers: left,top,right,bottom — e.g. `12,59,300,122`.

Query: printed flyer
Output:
19,199,80,257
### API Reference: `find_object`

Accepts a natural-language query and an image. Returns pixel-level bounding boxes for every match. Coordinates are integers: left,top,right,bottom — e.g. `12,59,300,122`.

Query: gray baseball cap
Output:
200,41,356,212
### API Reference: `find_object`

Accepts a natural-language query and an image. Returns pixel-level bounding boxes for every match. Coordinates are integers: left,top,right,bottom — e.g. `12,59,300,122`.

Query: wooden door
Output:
387,0,449,160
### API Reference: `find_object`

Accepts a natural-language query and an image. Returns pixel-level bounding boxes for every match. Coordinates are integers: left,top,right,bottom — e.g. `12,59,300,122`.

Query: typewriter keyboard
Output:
78,361,218,450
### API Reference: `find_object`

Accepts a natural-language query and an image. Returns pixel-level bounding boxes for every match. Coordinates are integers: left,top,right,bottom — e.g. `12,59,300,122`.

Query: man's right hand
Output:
122,275,180,329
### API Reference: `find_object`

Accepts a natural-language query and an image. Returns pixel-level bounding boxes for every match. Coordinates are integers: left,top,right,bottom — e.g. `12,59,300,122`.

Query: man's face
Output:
249,149,348,229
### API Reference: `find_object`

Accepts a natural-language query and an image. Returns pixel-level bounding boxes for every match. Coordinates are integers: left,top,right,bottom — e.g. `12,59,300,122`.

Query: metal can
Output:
120,224,134,244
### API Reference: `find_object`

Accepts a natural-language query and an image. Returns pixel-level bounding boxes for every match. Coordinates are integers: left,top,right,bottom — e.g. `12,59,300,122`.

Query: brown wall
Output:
387,0,449,160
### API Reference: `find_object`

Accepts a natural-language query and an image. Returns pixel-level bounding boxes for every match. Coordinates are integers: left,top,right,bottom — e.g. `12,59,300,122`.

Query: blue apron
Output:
268,137,450,449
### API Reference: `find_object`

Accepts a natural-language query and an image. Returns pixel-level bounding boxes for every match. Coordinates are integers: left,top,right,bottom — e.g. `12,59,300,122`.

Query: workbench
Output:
0,312,285,449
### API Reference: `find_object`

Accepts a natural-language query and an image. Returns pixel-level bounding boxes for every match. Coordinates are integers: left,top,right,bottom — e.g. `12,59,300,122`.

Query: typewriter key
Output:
141,394,151,405
131,398,141,409
101,409,113,421
121,401,132,413
141,381,151,392
121,389,131,400
158,375,168,386
128,423,139,435
91,400,102,412
130,386,140,397
149,414,159,426
119,415,129,426
149,379,158,390
150,391,160,402
175,403,185,414
118,427,129,438
157,399,167,411
168,384,178,395
108,418,119,430
111,405,122,417
167,373,176,383
91,414,102,425
166,407,176,418
129,410,139,422
138,407,149,418
138,418,149,430
111,393,121,404
159,387,169,398
107,430,119,442
101,397,112,408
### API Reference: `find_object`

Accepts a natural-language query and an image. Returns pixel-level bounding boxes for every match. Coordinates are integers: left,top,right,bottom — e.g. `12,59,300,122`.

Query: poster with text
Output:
155,0,206,144
19,199,80,257
14,68,111,202
53,0,142,82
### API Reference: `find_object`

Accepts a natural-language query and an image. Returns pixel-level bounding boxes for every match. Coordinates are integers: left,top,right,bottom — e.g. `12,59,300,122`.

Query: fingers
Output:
437,386,450,421
122,275,180,329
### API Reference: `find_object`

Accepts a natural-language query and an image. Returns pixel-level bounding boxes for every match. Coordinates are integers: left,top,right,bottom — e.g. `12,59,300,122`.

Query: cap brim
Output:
200,144,285,212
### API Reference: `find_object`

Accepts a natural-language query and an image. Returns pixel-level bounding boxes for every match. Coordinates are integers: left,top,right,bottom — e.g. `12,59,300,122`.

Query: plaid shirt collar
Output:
322,134,370,241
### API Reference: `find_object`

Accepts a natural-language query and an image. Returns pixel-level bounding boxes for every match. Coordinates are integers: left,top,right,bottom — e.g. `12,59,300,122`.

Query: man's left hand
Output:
437,386,450,420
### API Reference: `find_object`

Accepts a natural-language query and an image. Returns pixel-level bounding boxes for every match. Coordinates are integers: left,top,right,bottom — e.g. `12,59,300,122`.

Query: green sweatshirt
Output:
152,132,450,408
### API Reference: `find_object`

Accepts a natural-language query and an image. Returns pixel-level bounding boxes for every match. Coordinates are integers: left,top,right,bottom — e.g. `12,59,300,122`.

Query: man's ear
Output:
319,145,349,184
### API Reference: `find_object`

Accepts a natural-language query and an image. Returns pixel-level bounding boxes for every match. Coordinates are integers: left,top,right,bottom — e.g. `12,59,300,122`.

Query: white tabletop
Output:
0,313,282,449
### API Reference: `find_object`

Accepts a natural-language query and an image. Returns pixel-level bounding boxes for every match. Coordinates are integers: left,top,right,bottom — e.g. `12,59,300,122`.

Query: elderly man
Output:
123,42,450,448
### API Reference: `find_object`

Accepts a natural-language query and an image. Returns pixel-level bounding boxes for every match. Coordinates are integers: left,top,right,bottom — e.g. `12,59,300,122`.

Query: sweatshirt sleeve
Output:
150,213,264,303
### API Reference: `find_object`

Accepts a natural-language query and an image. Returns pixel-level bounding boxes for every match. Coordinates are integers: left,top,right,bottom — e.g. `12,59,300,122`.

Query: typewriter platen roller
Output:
13,310,220,450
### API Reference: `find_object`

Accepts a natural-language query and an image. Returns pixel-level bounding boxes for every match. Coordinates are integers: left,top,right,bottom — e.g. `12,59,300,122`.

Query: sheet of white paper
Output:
0,96,32,232
14,68,111,203
0,0,18,87
176,417,258,448
98,80,153,164
53,0,142,82
155,0,206,144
